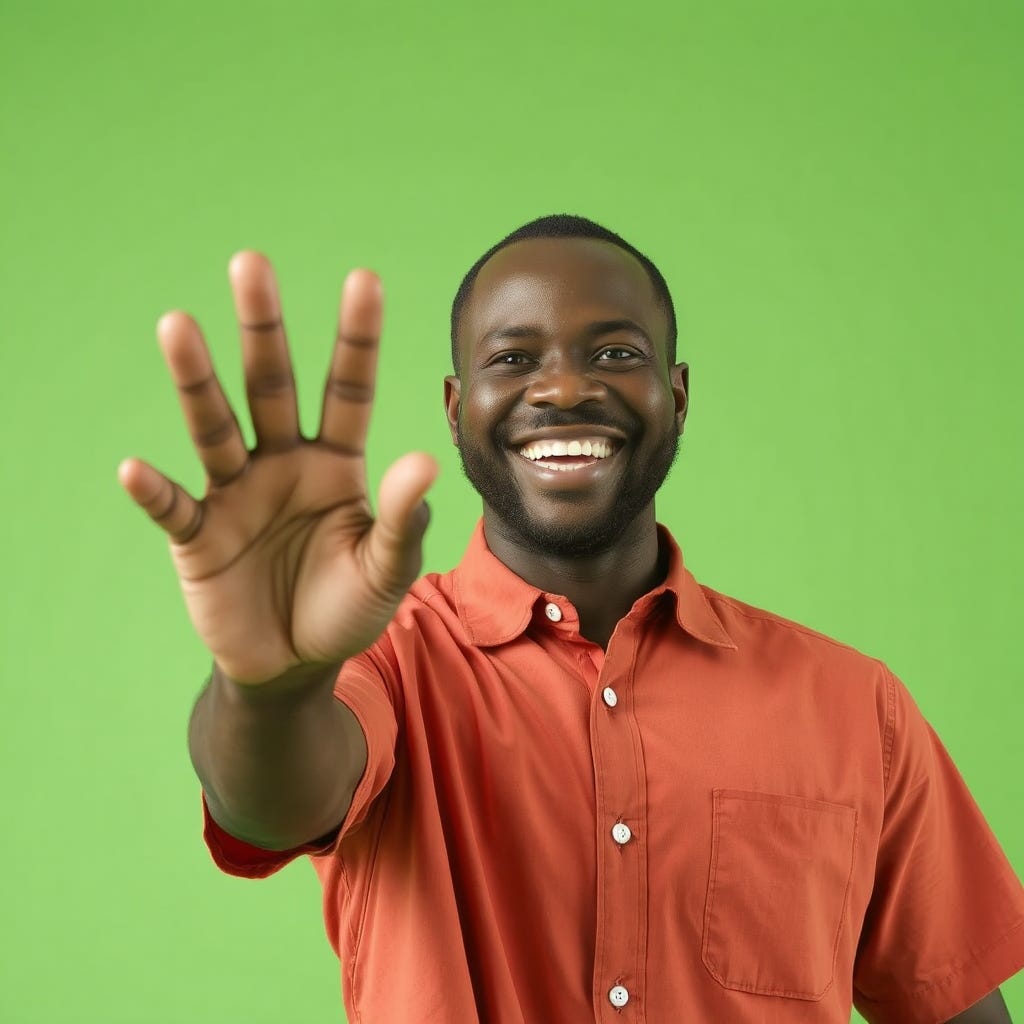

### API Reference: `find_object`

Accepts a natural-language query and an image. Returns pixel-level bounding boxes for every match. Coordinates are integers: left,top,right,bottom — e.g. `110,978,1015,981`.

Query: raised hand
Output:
118,252,438,685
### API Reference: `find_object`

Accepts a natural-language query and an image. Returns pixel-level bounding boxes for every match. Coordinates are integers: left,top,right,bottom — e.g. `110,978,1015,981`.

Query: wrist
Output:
211,659,343,704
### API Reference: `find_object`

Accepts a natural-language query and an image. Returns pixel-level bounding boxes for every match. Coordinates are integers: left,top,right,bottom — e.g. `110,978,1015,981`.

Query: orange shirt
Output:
203,521,1024,1023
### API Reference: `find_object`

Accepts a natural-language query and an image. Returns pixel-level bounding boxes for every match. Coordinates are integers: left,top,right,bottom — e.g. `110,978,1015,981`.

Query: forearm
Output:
944,988,1012,1023
188,660,366,850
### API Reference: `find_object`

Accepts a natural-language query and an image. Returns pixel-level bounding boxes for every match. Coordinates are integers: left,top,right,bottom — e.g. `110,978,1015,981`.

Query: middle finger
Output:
229,251,302,451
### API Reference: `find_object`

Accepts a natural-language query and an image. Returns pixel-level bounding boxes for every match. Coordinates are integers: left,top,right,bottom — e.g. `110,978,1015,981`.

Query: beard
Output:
456,413,680,560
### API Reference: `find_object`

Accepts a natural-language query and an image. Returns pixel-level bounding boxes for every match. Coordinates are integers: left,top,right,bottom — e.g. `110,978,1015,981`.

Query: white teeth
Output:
519,438,617,461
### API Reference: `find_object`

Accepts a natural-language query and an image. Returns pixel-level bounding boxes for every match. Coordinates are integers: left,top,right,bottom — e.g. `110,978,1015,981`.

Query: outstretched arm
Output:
120,253,437,847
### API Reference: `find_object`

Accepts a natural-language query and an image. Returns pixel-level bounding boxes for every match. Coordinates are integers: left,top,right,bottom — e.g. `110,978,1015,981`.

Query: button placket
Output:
591,620,648,1021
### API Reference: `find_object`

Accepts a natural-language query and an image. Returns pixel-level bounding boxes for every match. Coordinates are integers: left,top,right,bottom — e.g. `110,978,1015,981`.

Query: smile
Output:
519,437,616,460
517,435,621,473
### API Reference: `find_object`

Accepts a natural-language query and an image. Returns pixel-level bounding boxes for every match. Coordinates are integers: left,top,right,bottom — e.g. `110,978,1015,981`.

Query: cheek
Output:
460,381,518,435
627,380,677,432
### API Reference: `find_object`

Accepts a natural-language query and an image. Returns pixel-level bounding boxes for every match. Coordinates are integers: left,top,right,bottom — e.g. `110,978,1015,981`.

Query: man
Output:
119,215,1024,1022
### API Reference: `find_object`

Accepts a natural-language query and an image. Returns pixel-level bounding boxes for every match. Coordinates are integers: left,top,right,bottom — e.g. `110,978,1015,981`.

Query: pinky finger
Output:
117,457,204,544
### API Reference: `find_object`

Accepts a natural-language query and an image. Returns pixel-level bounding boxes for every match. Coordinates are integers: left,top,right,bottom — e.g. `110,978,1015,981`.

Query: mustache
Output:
496,406,638,443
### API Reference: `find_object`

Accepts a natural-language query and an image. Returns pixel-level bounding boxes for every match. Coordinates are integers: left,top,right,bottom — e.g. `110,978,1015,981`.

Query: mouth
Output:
517,435,620,472
507,432,626,484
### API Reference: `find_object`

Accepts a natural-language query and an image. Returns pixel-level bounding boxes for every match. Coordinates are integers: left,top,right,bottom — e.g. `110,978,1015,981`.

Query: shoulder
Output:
358,570,467,668
708,585,882,661
698,584,893,701
390,570,461,630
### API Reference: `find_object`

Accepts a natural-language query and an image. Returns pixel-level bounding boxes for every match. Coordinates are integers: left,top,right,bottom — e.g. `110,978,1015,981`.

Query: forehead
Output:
459,237,666,355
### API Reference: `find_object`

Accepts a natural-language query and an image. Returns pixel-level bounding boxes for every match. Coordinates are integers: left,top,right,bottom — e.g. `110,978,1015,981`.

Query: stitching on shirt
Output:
709,591,876,656
625,638,650,1001
701,791,724,982
451,569,477,644
451,567,555,647
864,914,1024,1007
701,790,858,1000
359,633,406,723
681,583,737,647
829,808,859,995
882,668,897,796
591,697,610,1008
347,780,397,1020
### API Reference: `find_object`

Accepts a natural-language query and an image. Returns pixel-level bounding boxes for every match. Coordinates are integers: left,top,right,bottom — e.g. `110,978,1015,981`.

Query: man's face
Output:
445,237,688,559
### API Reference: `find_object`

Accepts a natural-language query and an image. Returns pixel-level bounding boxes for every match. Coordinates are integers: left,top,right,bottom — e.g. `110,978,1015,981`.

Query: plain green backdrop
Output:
2,1,1021,1021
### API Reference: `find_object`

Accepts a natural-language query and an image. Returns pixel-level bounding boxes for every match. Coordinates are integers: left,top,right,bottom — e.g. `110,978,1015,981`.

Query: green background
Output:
2,1,1021,1020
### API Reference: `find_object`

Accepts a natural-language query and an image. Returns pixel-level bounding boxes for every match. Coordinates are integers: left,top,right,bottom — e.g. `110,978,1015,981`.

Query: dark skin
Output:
948,991,1013,1024
445,237,688,649
444,237,1013,1023
133,242,1012,1020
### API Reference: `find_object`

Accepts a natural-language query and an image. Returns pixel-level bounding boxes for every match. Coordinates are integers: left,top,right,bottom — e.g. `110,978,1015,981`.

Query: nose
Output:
524,362,607,409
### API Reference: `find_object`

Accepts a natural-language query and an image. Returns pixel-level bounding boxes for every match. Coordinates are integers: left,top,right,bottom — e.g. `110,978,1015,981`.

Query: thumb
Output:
367,451,440,585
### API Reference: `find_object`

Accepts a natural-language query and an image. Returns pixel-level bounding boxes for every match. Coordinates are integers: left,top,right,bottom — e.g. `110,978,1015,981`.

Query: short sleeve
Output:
852,669,1024,1024
328,644,400,839
201,646,399,879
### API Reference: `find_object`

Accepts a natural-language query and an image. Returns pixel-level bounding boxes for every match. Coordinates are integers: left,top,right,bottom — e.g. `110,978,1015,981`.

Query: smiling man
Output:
120,215,1024,1023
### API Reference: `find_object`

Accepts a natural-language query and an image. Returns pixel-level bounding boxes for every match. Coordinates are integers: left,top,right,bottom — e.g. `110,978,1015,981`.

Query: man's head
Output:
445,214,688,560
450,214,677,374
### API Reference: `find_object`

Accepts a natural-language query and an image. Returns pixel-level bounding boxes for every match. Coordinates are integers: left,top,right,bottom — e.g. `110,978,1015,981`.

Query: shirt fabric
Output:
202,521,1024,1024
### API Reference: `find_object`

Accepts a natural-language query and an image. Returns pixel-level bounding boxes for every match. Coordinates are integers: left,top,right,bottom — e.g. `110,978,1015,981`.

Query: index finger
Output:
318,269,382,457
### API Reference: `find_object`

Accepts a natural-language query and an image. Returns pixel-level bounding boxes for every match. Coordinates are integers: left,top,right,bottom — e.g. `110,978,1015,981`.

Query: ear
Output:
669,362,689,434
443,375,461,445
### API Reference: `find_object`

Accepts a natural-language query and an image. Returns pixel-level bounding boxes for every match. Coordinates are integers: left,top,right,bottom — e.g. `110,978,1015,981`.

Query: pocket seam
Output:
701,789,859,1001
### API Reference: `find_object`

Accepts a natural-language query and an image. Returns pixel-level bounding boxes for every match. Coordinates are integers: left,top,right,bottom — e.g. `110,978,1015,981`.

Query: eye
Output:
595,346,641,362
487,351,533,367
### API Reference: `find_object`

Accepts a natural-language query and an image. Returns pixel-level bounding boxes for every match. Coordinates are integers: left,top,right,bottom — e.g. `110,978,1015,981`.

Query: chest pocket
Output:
701,789,858,1000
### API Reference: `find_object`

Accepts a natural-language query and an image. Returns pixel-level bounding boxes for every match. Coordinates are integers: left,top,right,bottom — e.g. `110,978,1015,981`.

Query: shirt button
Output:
611,822,632,845
544,602,562,622
602,686,618,708
608,984,630,1008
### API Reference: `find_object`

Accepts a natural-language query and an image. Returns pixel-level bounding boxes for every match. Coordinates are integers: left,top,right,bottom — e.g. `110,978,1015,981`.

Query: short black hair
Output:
449,213,677,372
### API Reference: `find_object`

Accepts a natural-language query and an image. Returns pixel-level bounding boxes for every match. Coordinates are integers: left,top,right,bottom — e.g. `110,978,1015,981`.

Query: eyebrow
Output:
479,319,652,347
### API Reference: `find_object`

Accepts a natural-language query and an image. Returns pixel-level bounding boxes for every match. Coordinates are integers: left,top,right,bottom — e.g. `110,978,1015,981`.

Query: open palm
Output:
118,253,438,684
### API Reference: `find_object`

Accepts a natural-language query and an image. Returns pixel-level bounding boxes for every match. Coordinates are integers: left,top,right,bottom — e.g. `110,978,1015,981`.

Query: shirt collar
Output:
452,520,737,650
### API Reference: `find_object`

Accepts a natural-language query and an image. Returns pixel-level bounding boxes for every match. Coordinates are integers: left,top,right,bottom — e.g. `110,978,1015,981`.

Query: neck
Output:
482,506,666,649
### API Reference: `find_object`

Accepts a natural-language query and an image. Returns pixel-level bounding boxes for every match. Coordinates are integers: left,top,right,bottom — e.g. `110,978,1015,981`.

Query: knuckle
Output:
318,437,364,458
171,503,204,544
150,483,179,522
326,377,374,404
193,416,239,449
336,331,377,350
178,374,217,397
246,370,295,400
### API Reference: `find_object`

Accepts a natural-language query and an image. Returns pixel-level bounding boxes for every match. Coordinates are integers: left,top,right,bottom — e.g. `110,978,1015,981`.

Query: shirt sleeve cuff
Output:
200,791,338,879
856,915,1024,1024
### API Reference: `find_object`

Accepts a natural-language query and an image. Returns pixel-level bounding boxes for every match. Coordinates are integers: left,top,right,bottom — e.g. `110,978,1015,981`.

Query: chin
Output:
501,504,642,560
458,436,674,559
